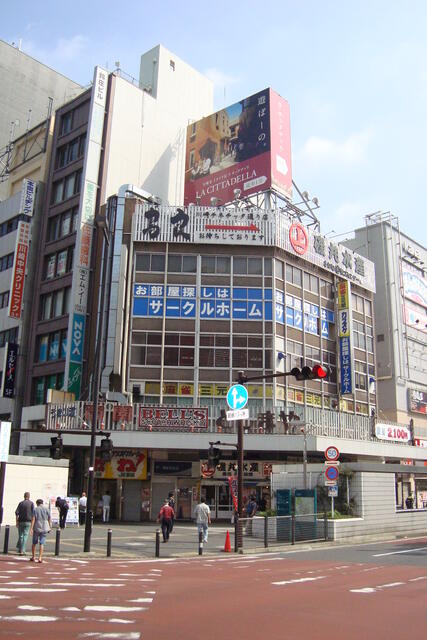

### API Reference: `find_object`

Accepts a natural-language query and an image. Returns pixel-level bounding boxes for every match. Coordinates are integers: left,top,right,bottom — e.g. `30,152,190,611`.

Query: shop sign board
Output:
375,423,411,443
139,407,208,430
8,221,30,319
95,450,147,479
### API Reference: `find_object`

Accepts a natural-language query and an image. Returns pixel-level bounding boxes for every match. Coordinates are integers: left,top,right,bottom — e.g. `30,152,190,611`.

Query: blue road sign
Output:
325,465,339,481
226,384,249,410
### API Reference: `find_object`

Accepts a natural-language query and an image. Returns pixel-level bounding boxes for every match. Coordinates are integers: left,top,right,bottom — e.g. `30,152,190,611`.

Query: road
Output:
0,535,426,639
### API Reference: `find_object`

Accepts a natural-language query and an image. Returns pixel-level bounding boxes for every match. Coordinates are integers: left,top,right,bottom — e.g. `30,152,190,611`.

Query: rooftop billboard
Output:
184,88,292,206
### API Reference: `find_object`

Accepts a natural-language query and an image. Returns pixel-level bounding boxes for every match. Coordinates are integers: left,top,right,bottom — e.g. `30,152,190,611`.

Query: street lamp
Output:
83,213,112,552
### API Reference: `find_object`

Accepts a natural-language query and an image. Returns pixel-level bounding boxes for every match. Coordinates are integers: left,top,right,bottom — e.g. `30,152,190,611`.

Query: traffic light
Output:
100,434,113,462
50,435,63,460
207,444,221,468
291,364,330,381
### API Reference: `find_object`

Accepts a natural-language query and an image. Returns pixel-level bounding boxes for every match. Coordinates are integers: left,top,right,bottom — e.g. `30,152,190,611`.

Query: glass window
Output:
199,348,214,366
151,254,165,271
365,298,372,316
248,258,262,275
64,174,75,199
168,255,182,272
135,254,149,271
49,332,60,360
46,255,56,280
60,112,72,135
179,348,194,366
234,257,247,274
61,212,71,237
41,293,52,320
182,255,197,272
200,335,214,346
164,348,179,366
264,258,272,275
61,330,67,359
201,256,215,273
63,287,71,314
215,349,229,367
38,336,48,362
275,259,284,280
56,250,68,276
52,289,64,317
217,256,230,273
52,181,64,204
146,347,161,365
293,267,302,287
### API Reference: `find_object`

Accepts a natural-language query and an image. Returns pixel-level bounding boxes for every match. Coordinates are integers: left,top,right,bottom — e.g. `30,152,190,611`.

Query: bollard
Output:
198,529,203,556
264,515,269,548
291,514,296,545
3,525,10,554
107,528,112,557
155,529,160,558
55,528,61,556
324,511,329,541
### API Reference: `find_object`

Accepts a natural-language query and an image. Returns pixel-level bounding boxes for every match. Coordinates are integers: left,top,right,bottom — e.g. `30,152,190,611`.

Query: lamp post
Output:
83,213,111,552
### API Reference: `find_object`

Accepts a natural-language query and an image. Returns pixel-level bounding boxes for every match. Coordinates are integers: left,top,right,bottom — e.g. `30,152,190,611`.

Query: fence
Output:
236,514,329,552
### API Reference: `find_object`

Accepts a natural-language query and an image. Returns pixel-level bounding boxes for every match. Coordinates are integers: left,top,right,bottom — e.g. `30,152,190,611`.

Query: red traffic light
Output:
312,364,328,379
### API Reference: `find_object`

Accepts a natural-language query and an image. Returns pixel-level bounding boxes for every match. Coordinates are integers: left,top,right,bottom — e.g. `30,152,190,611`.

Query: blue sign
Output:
71,313,86,363
325,466,339,481
226,384,248,410
339,335,353,394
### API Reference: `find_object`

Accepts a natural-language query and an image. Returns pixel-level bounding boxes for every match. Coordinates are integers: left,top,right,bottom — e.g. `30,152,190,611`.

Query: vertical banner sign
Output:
228,476,238,513
1,343,18,398
8,221,30,319
337,280,353,395
19,178,36,217
0,422,11,462
64,66,107,398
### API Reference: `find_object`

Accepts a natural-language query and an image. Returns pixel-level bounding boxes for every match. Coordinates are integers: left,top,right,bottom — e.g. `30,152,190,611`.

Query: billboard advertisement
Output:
184,88,291,206
337,280,353,395
8,221,30,319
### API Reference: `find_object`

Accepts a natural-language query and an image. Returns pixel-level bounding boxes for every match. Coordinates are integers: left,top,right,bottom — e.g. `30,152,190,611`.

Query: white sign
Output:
19,178,36,217
375,423,411,443
226,408,249,421
325,480,338,486
0,421,11,462
328,485,338,497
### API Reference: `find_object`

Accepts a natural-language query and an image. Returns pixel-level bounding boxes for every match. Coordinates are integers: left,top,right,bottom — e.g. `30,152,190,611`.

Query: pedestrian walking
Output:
194,497,211,543
78,491,87,525
55,496,69,529
168,491,176,532
158,498,174,542
30,499,51,563
102,491,111,522
15,491,34,555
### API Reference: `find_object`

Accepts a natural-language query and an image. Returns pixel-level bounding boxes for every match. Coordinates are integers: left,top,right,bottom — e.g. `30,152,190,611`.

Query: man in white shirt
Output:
194,497,211,543
78,492,87,525
102,491,111,523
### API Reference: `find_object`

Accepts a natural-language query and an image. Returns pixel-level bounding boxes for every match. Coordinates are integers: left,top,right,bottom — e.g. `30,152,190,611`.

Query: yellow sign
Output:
179,383,194,396
95,450,147,480
337,280,349,309
199,383,214,396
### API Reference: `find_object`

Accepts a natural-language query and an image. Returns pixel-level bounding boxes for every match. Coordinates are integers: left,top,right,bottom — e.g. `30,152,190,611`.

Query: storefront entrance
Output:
201,482,232,520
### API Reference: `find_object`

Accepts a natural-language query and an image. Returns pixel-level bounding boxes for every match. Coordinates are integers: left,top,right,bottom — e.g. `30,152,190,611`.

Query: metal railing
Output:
236,513,329,551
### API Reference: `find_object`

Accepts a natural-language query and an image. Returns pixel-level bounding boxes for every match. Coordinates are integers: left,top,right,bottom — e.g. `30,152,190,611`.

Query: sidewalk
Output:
1,521,236,560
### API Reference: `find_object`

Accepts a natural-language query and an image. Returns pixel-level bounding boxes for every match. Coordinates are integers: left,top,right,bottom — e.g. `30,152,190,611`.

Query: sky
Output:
3,0,427,243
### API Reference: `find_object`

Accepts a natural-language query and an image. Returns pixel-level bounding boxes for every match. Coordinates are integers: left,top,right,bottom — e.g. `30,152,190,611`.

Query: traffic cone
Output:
223,529,231,553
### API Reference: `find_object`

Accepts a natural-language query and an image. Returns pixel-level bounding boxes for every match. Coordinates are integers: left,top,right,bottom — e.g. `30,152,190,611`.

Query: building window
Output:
304,272,319,294
0,253,14,272
48,209,79,242
36,329,67,363
0,326,19,348
60,112,73,136
56,133,86,169
51,169,82,205
44,248,74,280
355,360,367,390
0,290,9,309
32,372,64,405
40,287,71,320
286,264,302,287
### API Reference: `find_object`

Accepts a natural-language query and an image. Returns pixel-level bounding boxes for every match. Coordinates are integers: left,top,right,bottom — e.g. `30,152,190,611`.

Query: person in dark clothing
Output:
168,492,176,532
55,496,69,529
15,492,35,555
158,498,175,542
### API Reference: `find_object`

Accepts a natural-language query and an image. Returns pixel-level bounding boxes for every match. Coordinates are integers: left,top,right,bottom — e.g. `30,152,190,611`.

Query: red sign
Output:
325,466,339,481
84,403,105,422
289,222,309,255
201,463,215,478
112,405,133,423
184,88,292,206
324,446,340,462
8,222,30,319
228,476,238,512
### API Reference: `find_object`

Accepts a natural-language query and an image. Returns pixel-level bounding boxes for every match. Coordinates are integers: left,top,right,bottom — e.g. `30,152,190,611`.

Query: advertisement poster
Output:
49,496,79,526
184,88,291,206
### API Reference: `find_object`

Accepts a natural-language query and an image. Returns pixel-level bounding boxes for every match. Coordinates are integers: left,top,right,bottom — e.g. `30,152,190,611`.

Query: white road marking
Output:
49,583,125,587
78,633,140,639
0,595,11,599
351,587,376,593
373,546,427,557
128,597,153,603
381,582,405,588
61,606,81,611
0,615,58,622
0,587,67,593
84,606,146,612
351,581,405,593
18,605,47,610
5,582,38,585
118,573,140,576
108,619,135,624
272,576,327,586
408,576,427,582
138,578,156,582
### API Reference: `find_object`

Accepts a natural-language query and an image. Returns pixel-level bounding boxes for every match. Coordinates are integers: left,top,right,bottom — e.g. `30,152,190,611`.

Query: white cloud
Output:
298,129,373,169
24,34,88,65
203,67,238,89
325,201,368,236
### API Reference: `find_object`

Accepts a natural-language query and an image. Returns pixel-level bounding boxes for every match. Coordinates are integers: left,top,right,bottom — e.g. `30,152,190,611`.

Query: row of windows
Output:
56,134,86,169
0,253,14,272
47,207,79,242
130,332,272,369
352,292,372,316
51,169,82,205
0,290,9,309
0,214,27,238
281,339,337,383
135,253,273,276
36,329,67,363
40,287,71,320
353,320,374,352
44,247,74,280
0,327,18,348
354,360,375,391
